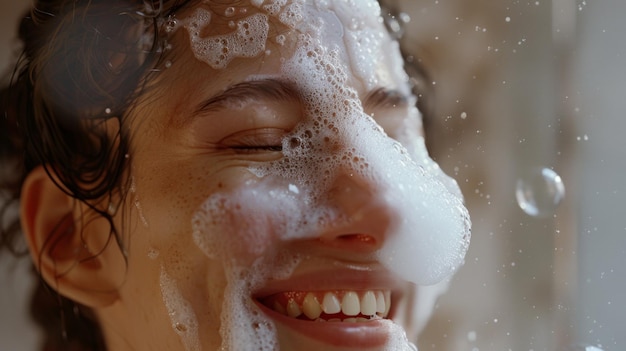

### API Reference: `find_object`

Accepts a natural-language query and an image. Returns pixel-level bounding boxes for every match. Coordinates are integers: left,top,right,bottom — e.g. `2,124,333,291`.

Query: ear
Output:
20,166,123,308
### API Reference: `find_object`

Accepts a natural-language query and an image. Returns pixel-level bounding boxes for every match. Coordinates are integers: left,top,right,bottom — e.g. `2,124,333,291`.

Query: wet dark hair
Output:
0,0,195,349
0,1,430,350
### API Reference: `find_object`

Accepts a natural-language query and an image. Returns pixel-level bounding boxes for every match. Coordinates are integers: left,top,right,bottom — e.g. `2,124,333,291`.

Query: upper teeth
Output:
266,290,391,322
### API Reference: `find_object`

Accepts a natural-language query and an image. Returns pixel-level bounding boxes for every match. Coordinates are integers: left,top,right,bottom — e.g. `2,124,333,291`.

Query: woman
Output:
0,0,471,350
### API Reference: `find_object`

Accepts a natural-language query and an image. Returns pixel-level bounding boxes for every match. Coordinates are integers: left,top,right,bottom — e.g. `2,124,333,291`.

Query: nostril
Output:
336,234,377,246
316,231,384,253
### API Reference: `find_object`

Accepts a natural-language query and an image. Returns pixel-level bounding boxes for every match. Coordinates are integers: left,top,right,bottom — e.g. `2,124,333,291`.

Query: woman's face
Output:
102,1,470,350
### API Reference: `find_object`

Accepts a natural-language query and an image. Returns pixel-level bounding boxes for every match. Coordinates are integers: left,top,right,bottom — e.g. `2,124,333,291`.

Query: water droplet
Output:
515,168,565,217
148,248,160,260
288,184,299,194
224,7,236,17
107,202,117,215
275,34,286,46
164,18,178,33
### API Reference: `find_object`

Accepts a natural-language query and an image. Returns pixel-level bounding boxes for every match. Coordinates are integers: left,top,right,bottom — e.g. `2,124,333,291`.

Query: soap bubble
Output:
515,167,565,217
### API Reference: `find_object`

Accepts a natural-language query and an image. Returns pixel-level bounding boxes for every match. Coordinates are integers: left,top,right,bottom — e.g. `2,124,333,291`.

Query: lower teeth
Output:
314,315,383,323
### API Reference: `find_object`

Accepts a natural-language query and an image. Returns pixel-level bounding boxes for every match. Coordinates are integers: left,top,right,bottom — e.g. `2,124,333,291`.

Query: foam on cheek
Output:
192,182,304,350
160,267,200,351
384,323,419,351
191,179,330,260
217,254,302,351
214,266,277,351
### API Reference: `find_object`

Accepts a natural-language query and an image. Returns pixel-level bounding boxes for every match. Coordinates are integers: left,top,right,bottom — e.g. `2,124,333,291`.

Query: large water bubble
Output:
515,167,565,217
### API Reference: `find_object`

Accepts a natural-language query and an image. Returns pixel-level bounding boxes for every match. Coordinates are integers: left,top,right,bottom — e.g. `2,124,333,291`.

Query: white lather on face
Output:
159,1,471,350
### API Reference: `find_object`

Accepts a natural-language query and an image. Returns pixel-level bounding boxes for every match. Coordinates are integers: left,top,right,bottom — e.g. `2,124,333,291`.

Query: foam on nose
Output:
244,5,471,285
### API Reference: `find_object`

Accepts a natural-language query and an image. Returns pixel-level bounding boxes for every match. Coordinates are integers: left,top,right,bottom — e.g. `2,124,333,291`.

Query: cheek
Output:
189,178,305,351
121,159,263,345
192,177,307,265
129,157,245,236
151,238,227,350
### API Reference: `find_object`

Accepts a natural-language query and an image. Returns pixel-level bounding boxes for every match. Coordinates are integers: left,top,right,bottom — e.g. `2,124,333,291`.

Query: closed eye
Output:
230,144,283,153
218,128,286,154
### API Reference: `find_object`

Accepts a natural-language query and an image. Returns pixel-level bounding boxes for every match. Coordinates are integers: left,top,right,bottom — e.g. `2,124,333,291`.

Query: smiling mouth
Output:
258,290,391,322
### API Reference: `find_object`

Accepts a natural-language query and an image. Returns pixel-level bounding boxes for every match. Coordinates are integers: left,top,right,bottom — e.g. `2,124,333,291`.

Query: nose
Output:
316,161,401,253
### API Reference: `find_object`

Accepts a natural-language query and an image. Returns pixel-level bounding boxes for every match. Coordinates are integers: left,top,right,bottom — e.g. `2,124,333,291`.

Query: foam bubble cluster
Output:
160,268,200,351
191,200,304,350
185,9,269,69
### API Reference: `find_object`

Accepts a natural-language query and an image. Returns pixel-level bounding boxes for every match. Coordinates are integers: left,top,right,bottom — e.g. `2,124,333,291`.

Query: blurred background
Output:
1,0,624,350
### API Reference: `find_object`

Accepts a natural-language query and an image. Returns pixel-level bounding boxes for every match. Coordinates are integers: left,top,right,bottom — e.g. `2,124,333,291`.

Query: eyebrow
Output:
363,87,411,110
194,78,301,114
187,79,411,125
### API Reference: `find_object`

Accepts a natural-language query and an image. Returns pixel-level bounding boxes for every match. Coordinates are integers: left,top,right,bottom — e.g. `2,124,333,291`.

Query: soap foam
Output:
160,267,200,351
181,0,471,349
192,197,303,350
278,2,305,28
384,322,420,351
216,253,301,351
262,0,288,16
185,8,269,69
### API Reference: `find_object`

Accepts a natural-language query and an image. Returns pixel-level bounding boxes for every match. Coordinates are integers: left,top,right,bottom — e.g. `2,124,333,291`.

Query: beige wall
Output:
0,1,29,73
393,1,569,349
398,1,624,350
0,3,39,351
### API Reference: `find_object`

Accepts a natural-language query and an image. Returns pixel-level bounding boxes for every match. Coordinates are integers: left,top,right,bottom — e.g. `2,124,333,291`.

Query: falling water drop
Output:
148,248,160,260
515,167,565,217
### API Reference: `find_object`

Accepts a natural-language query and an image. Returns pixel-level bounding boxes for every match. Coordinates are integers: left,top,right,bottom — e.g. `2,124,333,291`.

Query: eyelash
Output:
220,129,285,154
231,144,283,153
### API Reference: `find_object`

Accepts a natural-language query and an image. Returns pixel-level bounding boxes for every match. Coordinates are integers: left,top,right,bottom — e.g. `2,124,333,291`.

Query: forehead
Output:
173,1,395,70
150,0,408,121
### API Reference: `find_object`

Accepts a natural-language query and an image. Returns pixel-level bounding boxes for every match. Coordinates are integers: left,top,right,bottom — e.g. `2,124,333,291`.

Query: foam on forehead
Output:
184,9,269,69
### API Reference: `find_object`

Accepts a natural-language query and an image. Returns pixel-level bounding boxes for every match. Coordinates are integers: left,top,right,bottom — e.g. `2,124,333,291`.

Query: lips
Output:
252,268,406,348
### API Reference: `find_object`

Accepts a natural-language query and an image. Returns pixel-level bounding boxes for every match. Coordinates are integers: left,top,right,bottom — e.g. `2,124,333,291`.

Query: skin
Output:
21,1,466,350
